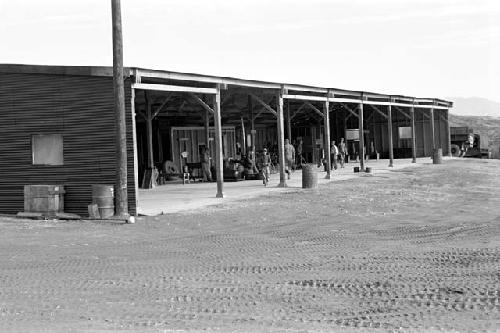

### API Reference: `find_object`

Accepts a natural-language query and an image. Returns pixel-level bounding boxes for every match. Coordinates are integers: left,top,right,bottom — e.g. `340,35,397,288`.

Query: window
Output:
398,127,412,139
32,134,63,165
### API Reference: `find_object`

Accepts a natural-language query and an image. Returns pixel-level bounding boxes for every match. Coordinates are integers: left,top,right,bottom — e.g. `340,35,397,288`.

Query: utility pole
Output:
112,0,129,220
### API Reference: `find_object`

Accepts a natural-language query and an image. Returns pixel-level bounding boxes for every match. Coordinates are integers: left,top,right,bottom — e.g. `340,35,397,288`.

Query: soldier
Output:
331,140,339,170
200,147,212,182
338,138,346,168
284,139,295,180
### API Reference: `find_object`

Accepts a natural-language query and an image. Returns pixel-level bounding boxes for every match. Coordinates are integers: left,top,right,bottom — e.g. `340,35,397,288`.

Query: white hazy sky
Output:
1,0,499,101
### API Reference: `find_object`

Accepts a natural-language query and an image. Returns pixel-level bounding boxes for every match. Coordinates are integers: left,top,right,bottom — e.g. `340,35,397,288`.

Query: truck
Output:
450,127,490,158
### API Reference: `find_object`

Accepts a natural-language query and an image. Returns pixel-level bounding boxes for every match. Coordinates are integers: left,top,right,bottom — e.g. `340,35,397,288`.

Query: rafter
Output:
370,105,388,120
394,106,412,120
250,93,277,117
152,94,173,118
341,103,359,118
304,102,324,118
189,93,214,114
291,102,307,119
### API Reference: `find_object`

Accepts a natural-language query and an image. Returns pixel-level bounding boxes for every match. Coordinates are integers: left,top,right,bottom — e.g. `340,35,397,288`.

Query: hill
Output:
448,97,500,117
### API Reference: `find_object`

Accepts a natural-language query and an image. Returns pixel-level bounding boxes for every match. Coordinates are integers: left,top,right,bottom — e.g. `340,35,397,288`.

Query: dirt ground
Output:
1,158,499,332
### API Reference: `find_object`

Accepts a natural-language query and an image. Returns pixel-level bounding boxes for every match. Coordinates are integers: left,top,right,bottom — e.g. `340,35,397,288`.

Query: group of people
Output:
329,138,347,170
201,137,347,186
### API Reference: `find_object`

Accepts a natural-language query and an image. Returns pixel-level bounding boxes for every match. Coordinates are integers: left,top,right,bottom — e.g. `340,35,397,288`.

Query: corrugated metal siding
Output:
0,73,137,216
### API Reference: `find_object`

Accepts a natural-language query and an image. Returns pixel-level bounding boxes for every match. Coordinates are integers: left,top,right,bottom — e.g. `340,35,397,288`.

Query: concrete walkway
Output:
138,157,437,215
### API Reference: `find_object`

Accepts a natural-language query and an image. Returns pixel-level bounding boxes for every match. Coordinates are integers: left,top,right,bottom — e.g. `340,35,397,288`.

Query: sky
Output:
1,0,499,101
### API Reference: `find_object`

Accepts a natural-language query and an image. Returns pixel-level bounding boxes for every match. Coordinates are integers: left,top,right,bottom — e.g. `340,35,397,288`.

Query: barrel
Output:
365,167,372,173
92,185,114,218
24,185,65,215
353,166,360,173
302,164,318,189
433,148,443,164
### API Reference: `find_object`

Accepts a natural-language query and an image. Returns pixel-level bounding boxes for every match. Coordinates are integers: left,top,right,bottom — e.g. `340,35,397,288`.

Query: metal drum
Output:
302,164,318,189
92,185,114,218
365,167,372,173
353,166,360,173
433,148,443,164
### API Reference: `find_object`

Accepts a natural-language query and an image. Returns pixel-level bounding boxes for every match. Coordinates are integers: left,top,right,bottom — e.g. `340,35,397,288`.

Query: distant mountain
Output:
448,97,500,117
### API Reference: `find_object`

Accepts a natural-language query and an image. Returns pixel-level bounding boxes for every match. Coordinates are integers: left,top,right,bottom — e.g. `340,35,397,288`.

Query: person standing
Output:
338,138,346,168
284,139,295,180
200,147,212,182
260,148,271,186
330,140,338,170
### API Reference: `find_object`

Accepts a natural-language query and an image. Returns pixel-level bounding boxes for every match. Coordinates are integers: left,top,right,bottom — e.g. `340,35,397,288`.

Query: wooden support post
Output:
277,88,287,187
157,125,163,163
430,108,435,151
411,104,417,163
248,95,255,162
388,103,394,167
205,108,210,149
286,99,292,143
358,101,365,171
445,109,452,157
324,99,331,179
111,0,128,217
145,92,154,169
213,85,224,198
130,88,139,213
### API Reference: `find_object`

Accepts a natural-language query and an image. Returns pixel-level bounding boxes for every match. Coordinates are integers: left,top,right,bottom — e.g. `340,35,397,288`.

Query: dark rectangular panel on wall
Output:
0,73,137,216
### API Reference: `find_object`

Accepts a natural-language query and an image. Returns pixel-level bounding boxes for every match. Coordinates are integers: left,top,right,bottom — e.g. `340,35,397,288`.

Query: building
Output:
0,64,453,216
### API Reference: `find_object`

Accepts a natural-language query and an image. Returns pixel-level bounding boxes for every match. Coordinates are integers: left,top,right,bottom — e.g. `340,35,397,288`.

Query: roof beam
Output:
283,94,328,102
132,83,217,94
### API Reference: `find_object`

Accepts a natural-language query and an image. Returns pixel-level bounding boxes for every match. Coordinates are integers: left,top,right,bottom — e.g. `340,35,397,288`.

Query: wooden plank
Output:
250,93,277,117
132,83,217,94
283,94,328,102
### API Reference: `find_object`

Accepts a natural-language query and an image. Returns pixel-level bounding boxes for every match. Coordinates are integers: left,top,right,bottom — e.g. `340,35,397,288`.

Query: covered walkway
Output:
138,158,432,215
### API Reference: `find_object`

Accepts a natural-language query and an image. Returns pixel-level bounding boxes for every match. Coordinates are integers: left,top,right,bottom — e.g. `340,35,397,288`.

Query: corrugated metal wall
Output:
0,73,137,216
